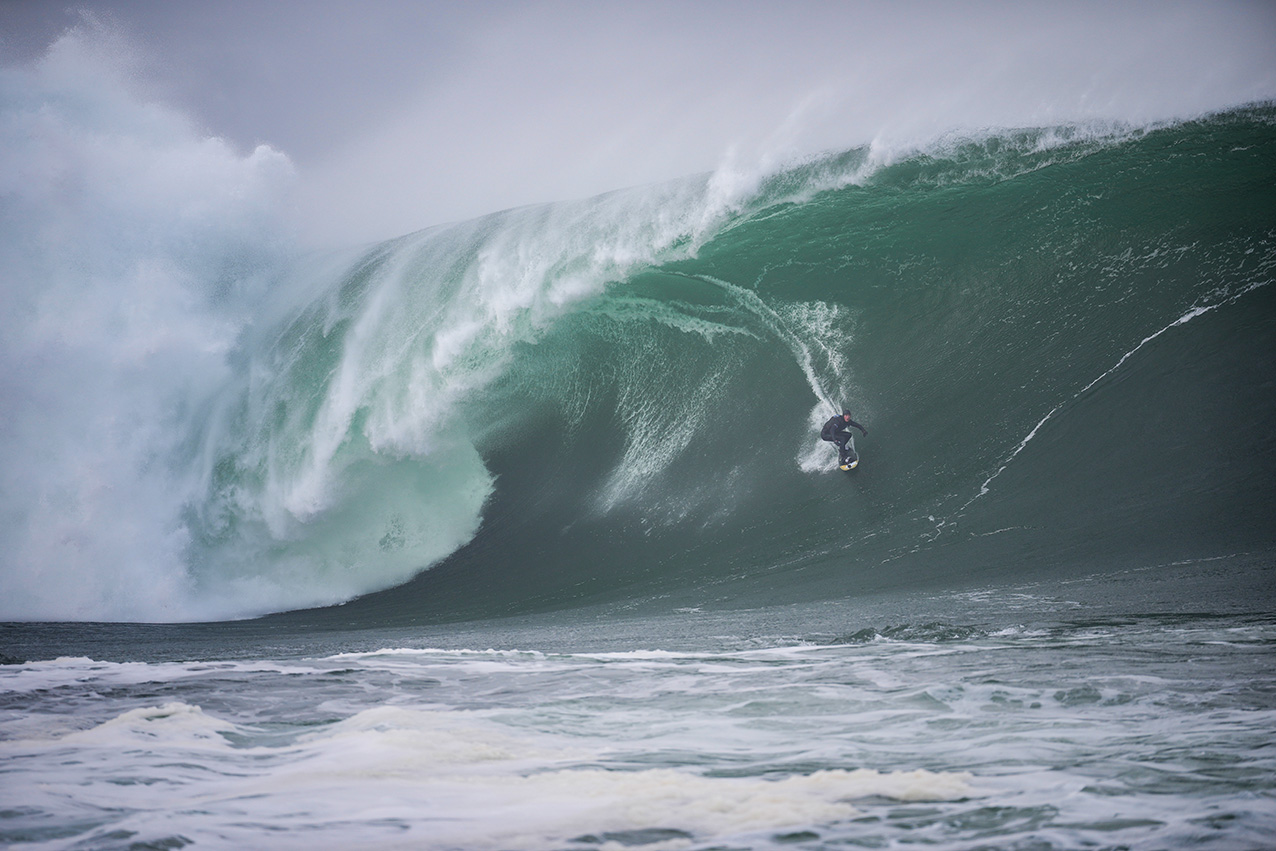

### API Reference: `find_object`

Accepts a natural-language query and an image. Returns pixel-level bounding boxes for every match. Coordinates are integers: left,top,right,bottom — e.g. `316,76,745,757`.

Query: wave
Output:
2,30,1273,622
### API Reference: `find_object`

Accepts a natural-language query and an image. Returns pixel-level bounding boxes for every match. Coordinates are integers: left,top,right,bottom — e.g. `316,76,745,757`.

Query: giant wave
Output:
2,35,1273,623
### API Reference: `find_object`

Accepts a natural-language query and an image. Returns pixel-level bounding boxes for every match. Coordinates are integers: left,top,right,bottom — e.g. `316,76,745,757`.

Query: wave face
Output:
4,78,1275,620
362,109,1276,624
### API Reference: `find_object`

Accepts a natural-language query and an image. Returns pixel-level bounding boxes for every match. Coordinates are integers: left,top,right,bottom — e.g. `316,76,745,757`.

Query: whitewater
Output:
3,24,1276,851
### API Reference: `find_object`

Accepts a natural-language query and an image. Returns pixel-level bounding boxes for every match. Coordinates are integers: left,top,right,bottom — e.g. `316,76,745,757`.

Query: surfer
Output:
821,408,868,465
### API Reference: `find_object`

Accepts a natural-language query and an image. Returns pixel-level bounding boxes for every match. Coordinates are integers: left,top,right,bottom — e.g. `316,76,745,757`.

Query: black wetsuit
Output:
821,414,867,461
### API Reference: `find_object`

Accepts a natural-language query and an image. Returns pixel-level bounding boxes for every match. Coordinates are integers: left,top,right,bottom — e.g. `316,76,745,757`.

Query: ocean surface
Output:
2,86,1275,849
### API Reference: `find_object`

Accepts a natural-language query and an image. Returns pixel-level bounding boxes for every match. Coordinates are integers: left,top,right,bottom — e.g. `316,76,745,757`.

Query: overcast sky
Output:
4,0,1275,243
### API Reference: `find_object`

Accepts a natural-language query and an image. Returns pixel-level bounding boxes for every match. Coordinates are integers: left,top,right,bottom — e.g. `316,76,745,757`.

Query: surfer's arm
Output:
847,418,868,437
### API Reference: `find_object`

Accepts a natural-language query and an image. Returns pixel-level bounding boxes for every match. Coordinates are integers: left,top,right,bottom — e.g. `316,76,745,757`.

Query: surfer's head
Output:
842,408,852,420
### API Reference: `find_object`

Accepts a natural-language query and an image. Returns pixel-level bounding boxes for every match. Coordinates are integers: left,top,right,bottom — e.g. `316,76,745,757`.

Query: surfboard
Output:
838,438,859,471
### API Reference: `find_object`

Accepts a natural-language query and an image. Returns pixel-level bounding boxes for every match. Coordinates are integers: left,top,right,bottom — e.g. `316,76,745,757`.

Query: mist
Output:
298,0,1276,243
4,0,1276,243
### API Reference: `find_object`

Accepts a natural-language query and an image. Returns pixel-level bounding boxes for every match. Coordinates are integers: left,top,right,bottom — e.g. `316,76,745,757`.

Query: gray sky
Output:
4,0,1275,243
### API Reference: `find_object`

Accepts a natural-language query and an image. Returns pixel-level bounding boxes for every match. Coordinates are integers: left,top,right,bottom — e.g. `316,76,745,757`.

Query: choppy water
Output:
4,562,1274,850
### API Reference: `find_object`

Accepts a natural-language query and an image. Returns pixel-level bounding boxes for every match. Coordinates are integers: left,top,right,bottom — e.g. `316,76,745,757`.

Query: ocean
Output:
2,90,1274,848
